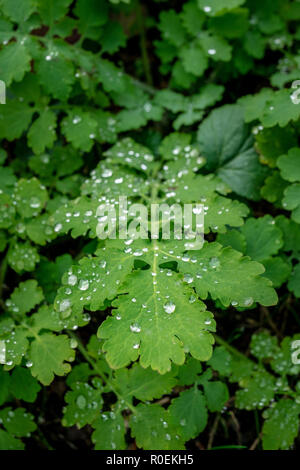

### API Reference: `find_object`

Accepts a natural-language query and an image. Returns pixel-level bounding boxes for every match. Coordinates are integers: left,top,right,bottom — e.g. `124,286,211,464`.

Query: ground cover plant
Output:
0,0,300,451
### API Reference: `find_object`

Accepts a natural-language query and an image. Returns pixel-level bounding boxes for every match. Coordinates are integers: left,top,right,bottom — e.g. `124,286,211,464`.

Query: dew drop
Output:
183,273,193,284
76,395,87,409
79,280,89,291
54,223,62,233
244,297,253,307
68,274,77,286
163,302,176,314
130,323,141,333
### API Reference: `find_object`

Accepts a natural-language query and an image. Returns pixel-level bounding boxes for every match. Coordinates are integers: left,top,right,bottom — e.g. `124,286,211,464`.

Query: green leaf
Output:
250,331,279,361
203,380,229,412
262,400,300,450
28,110,57,154
169,388,208,440
61,111,97,151
173,241,277,307
181,1,205,36
0,408,36,449
63,381,103,428
50,197,100,238
207,346,232,375
100,22,126,54
104,138,155,173
270,336,300,376
130,404,185,450
7,241,40,273
29,333,75,385
171,61,196,89
197,0,246,16
0,193,15,229
282,183,300,223
0,167,17,193
123,364,177,401
30,305,66,333
235,369,276,410
0,368,11,405
180,45,208,77
197,104,268,200
98,269,215,374
276,215,300,254
162,175,249,233
191,84,225,110
0,42,31,86
238,88,273,123
288,263,300,297
96,59,127,93
5,280,44,316
159,10,187,47
36,54,75,100
175,361,203,390
0,407,36,437
37,0,73,23
75,0,108,34
0,101,34,141
1,329,29,368
262,257,291,288
278,148,300,183
13,177,48,218
0,429,24,450
92,412,126,450
10,367,41,402
198,32,232,62
261,90,300,128
25,214,56,246
261,172,288,204
55,246,134,318
257,14,284,35
93,111,118,144
0,0,35,23
217,229,247,254
209,9,249,39
36,254,73,303
243,31,266,59
240,215,283,261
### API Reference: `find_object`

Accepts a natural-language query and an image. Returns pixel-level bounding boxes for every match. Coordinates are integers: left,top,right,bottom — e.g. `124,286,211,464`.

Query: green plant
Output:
0,0,300,451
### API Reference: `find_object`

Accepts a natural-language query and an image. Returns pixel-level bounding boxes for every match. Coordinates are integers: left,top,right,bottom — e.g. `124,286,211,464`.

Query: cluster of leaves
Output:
62,335,231,450
216,331,300,450
0,0,300,451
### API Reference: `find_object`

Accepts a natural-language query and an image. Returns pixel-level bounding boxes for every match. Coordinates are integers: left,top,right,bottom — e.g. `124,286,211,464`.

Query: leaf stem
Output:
215,334,297,399
67,331,137,414
0,250,8,302
214,334,247,360
136,1,153,86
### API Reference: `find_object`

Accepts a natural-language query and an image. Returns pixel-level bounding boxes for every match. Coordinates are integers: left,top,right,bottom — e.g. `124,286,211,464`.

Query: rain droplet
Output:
68,274,77,286
163,302,176,314
130,323,141,333
79,280,89,291
243,297,253,307
76,395,87,409
183,273,193,284
54,223,62,233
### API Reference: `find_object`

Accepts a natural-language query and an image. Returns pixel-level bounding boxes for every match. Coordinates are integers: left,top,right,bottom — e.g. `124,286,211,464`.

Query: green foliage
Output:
0,0,300,451
217,330,300,450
